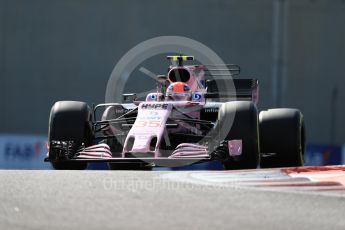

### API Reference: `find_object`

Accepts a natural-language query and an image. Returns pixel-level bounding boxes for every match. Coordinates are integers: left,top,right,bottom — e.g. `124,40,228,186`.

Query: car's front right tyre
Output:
48,101,93,170
216,101,260,170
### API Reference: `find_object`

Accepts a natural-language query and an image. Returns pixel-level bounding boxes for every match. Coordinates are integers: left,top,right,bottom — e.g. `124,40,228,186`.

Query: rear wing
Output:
205,78,259,104
202,64,241,76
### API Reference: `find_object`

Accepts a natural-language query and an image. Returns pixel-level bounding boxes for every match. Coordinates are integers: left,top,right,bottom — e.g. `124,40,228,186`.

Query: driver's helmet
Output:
165,82,192,101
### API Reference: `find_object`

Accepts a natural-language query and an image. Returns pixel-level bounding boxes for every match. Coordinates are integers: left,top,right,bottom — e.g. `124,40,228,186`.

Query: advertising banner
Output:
304,144,343,166
0,135,51,169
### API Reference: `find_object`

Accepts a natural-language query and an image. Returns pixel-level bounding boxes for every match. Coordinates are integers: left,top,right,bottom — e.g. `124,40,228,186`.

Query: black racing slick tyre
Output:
48,101,93,170
101,105,125,155
108,163,153,171
259,109,305,168
216,101,260,170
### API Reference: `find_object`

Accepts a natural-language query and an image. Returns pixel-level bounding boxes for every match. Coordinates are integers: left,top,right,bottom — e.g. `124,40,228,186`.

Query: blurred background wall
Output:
0,0,345,145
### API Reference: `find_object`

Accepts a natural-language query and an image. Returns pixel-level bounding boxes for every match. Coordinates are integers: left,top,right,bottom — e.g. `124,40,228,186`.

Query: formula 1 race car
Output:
45,55,305,170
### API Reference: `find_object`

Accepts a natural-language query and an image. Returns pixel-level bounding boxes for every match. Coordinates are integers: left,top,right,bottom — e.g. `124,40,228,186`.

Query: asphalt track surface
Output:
1,169,345,230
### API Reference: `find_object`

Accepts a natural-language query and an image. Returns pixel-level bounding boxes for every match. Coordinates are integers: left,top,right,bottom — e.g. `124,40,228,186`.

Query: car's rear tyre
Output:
101,105,124,154
216,101,260,170
48,101,93,170
259,109,305,168
108,163,152,170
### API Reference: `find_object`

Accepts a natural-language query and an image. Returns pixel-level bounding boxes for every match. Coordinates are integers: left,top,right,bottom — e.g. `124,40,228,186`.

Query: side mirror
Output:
204,93,219,99
123,93,137,102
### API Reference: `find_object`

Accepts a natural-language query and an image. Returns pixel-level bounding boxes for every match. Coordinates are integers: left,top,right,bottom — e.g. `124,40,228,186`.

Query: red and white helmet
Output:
165,82,192,101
